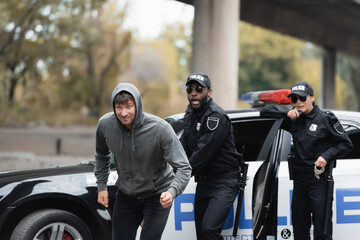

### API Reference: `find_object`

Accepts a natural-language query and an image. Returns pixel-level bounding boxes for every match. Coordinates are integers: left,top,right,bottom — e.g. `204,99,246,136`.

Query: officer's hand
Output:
98,190,109,208
160,192,174,209
315,156,327,168
287,109,300,119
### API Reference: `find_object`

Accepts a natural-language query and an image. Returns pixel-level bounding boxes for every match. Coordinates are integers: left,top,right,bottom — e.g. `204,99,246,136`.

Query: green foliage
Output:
0,0,130,126
336,54,360,110
124,33,189,118
237,22,358,111
238,22,304,95
0,0,192,125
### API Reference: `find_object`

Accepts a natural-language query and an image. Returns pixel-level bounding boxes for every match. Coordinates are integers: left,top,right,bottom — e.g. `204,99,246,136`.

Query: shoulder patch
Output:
324,110,344,134
333,121,344,134
207,117,219,131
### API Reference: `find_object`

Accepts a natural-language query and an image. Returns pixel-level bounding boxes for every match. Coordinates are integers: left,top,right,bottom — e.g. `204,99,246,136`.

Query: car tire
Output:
10,209,93,240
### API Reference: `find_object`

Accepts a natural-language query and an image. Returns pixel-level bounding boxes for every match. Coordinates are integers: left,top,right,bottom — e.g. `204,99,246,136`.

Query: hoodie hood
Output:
111,83,145,130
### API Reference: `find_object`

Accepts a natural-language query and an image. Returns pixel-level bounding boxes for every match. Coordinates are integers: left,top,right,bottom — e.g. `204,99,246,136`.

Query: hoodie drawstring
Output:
131,128,135,152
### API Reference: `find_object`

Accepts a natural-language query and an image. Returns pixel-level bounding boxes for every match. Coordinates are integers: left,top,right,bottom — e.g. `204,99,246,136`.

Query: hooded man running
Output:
94,83,191,240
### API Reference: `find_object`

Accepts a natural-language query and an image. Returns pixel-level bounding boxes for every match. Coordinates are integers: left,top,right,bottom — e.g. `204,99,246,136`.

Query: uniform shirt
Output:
180,98,241,181
260,104,353,167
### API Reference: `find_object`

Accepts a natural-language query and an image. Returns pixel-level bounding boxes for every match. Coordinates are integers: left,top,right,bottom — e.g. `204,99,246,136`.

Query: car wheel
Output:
10,209,93,240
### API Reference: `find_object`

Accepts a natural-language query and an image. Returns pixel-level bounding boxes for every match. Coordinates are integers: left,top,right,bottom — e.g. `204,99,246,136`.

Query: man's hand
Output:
315,156,327,168
98,190,109,208
160,192,173,208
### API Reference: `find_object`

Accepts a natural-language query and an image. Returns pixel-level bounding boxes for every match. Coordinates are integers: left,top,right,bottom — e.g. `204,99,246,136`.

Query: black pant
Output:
292,172,333,240
112,191,171,240
194,178,239,240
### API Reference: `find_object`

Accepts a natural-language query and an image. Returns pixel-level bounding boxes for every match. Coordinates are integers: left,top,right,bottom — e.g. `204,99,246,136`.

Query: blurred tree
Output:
119,21,191,118
237,22,358,111
0,0,42,105
1,0,357,126
238,22,304,96
121,38,185,118
337,54,360,111
160,23,192,90
0,0,131,125
0,0,105,106
48,0,132,112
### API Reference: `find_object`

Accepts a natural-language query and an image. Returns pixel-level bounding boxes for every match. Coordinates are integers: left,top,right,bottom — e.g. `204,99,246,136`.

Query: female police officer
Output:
260,81,353,240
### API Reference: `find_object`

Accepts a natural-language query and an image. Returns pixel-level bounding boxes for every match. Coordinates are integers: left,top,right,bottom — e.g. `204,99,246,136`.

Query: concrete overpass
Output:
176,0,360,109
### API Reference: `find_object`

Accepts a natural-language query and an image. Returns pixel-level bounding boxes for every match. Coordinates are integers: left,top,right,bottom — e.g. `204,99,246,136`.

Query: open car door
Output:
252,118,292,240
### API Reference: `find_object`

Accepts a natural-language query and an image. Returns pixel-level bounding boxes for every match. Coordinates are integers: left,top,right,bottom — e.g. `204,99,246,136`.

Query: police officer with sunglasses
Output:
260,81,353,240
180,72,242,240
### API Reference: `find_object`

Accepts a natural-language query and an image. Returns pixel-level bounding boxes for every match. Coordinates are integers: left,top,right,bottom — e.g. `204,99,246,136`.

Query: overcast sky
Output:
122,0,194,39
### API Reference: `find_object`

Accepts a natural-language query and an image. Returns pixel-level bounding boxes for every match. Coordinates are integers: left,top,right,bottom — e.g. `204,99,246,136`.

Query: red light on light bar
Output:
258,90,292,104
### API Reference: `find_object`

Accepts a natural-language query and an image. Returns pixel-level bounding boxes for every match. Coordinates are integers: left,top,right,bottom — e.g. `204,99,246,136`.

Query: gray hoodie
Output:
94,83,191,198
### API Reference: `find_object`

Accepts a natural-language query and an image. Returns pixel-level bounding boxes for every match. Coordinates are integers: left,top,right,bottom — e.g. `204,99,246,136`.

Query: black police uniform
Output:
260,103,353,240
180,98,241,240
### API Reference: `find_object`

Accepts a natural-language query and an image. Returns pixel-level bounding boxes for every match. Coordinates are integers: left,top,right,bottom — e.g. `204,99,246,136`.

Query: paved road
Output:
0,125,96,171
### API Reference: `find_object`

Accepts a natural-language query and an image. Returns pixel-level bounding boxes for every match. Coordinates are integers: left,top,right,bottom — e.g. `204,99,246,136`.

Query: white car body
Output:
155,107,360,240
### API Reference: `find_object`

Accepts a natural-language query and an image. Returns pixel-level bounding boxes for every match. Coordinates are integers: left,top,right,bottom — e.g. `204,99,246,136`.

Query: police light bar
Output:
241,89,292,105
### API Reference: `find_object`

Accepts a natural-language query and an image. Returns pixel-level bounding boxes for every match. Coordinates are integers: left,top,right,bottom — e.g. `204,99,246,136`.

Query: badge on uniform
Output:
309,123,318,132
207,117,219,130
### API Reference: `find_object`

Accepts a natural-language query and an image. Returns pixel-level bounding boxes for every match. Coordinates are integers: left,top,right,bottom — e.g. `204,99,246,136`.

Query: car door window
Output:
166,118,184,134
232,119,276,161
341,124,360,159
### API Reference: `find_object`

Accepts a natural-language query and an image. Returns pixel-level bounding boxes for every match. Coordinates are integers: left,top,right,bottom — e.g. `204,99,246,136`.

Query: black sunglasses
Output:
186,85,204,94
291,95,307,103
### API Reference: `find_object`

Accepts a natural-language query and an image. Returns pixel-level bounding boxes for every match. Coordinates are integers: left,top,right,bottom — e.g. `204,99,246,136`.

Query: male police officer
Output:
260,81,353,240
180,72,241,240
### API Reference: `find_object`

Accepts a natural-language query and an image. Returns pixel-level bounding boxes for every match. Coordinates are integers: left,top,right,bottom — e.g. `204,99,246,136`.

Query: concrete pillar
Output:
192,0,239,109
192,0,212,72
320,47,336,109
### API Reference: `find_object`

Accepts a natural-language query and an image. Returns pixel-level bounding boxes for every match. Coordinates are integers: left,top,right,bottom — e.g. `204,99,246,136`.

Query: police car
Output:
0,90,359,240
164,89,360,240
